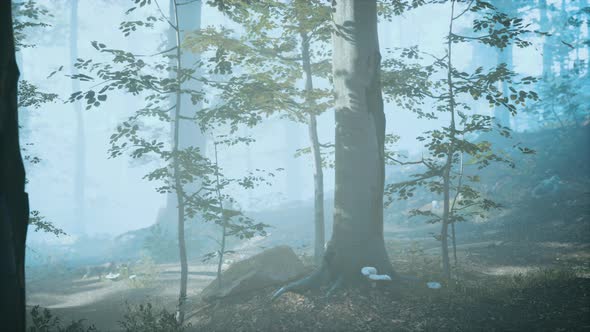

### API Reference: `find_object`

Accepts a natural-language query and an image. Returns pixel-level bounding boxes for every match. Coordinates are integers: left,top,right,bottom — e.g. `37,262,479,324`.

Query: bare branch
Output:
155,0,178,31
452,0,475,20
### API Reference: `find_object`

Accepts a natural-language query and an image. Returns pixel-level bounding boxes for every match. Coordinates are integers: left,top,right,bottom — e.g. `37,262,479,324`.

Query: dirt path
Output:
27,263,217,331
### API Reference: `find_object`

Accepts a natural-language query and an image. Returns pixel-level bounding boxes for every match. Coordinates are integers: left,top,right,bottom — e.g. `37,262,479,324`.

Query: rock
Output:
200,246,307,301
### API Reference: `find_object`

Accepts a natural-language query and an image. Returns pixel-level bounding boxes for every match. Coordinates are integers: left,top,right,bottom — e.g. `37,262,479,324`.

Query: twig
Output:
452,0,475,20
155,0,178,31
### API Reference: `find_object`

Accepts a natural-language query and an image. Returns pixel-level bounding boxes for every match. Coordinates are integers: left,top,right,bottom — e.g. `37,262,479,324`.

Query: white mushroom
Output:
105,272,120,280
361,267,391,288
368,274,392,281
361,266,378,277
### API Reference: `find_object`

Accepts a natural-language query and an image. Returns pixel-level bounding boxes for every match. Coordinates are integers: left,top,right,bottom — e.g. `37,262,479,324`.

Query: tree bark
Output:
328,0,392,282
70,0,86,235
273,0,392,299
0,1,30,330
273,0,393,299
300,32,325,266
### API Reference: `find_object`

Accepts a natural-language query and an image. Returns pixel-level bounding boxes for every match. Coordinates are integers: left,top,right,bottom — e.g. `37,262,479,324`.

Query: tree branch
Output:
155,0,178,31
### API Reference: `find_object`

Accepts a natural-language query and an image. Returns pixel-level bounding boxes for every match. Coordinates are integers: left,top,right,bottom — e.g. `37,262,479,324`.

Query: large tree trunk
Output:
300,32,325,266
70,0,86,235
273,0,392,299
0,1,30,330
328,0,392,281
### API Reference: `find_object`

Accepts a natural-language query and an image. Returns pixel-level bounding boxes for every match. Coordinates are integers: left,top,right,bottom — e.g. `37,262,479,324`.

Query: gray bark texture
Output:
272,1,394,300
328,0,392,281
70,0,86,235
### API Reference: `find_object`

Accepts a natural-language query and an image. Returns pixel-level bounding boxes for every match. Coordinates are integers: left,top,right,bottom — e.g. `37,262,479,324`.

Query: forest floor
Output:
25,212,590,331
188,232,590,332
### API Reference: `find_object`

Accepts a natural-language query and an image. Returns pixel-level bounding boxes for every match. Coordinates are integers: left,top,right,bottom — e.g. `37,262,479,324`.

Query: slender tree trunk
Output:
441,169,451,280
450,153,463,268
540,0,553,79
0,1,29,330
300,32,325,266
172,53,188,325
70,0,86,235
242,126,253,207
559,0,568,75
536,0,554,131
171,0,190,323
583,0,590,71
164,0,204,321
494,0,514,129
328,0,392,281
160,0,204,232
441,0,458,281
579,0,589,72
213,143,227,288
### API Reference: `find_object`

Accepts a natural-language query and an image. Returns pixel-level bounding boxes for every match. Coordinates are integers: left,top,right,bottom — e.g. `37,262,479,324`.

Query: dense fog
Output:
2,0,588,331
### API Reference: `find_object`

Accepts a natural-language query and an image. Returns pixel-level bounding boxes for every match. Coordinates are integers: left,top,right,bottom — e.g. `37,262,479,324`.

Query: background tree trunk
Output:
160,0,204,232
328,0,392,281
494,0,514,129
583,0,590,70
540,0,553,79
0,1,30,330
70,0,86,235
169,0,204,323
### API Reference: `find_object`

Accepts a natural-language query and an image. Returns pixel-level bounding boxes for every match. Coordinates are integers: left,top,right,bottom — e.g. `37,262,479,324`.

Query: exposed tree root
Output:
271,266,329,301
271,266,422,301
271,239,424,301
325,275,345,298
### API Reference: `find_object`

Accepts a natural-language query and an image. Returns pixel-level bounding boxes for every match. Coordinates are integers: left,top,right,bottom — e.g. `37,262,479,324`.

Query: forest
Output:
0,0,589,331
